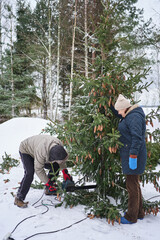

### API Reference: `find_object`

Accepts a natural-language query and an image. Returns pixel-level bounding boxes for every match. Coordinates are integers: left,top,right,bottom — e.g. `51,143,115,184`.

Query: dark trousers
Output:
125,175,145,223
17,152,60,201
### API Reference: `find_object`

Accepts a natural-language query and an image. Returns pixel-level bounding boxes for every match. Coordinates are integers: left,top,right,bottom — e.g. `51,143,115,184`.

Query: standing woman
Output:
111,94,147,224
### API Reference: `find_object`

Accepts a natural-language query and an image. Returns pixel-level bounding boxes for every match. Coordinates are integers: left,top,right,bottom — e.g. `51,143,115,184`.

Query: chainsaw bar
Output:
65,184,97,192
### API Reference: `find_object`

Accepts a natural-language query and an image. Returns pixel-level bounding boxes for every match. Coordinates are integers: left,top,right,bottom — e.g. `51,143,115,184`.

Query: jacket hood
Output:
125,104,145,118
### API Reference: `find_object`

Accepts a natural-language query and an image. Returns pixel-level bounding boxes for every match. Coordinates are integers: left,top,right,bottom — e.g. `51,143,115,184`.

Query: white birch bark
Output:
91,0,96,79
84,0,88,79
48,6,53,119
10,10,14,117
55,0,60,121
69,0,77,120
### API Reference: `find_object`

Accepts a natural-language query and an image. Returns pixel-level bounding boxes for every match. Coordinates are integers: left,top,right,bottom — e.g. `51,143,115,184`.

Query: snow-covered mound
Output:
0,117,50,161
0,117,160,240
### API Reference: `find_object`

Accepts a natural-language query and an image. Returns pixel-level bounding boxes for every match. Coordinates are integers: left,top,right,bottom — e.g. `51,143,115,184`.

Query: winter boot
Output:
14,197,28,208
120,217,135,224
124,212,144,220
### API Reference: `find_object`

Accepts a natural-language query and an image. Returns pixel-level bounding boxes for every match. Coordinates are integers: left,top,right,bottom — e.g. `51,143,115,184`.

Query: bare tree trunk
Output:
84,0,88,79
42,57,47,119
10,11,14,117
55,0,60,121
48,5,53,119
68,0,77,120
91,0,97,79
62,80,66,108
92,43,96,79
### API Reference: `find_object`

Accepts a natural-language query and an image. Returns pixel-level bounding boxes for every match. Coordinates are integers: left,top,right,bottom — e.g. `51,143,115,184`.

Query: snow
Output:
0,117,50,162
0,117,160,240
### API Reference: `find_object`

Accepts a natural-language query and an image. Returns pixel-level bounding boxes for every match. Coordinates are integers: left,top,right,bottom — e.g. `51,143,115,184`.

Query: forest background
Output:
0,0,160,122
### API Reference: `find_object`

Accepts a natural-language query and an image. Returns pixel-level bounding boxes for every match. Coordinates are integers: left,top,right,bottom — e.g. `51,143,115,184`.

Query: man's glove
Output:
129,155,137,170
62,169,74,190
45,179,57,193
62,169,73,181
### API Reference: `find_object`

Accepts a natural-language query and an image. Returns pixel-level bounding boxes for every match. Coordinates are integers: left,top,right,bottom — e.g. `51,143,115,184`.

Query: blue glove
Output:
129,155,137,170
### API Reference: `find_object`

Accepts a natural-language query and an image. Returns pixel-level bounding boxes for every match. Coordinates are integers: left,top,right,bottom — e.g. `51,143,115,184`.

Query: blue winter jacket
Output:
111,104,147,175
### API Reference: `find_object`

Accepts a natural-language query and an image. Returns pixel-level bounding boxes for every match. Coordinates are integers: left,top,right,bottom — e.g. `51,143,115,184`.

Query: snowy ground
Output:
0,117,160,240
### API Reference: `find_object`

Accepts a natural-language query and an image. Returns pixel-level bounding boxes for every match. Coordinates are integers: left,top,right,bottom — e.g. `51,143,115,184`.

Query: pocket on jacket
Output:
120,144,130,155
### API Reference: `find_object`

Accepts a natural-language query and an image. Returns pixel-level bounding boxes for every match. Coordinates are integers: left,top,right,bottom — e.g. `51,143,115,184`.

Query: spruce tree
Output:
0,1,38,118
14,0,39,115
45,0,160,223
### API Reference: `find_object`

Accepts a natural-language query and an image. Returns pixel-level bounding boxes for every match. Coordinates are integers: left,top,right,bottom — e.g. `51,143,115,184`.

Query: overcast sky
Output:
27,0,160,26
136,0,160,24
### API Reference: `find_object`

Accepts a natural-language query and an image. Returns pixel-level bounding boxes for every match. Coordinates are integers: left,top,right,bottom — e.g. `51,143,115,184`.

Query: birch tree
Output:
29,0,59,118
84,0,88,79
68,0,77,120
4,4,15,117
48,3,53,119
55,0,60,121
58,0,74,110
42,58,47,119
9,7,14,117
0,0,5,80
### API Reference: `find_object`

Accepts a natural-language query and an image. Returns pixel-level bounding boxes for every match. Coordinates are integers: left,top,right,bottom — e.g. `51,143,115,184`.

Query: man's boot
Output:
14,197,28,208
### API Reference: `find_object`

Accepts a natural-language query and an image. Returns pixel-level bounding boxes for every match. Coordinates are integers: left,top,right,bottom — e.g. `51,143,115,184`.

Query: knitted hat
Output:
115,94,131,110
49,145,68,162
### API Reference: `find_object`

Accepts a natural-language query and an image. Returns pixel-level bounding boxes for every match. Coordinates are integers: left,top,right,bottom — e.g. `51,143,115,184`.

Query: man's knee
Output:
25,172,34,182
